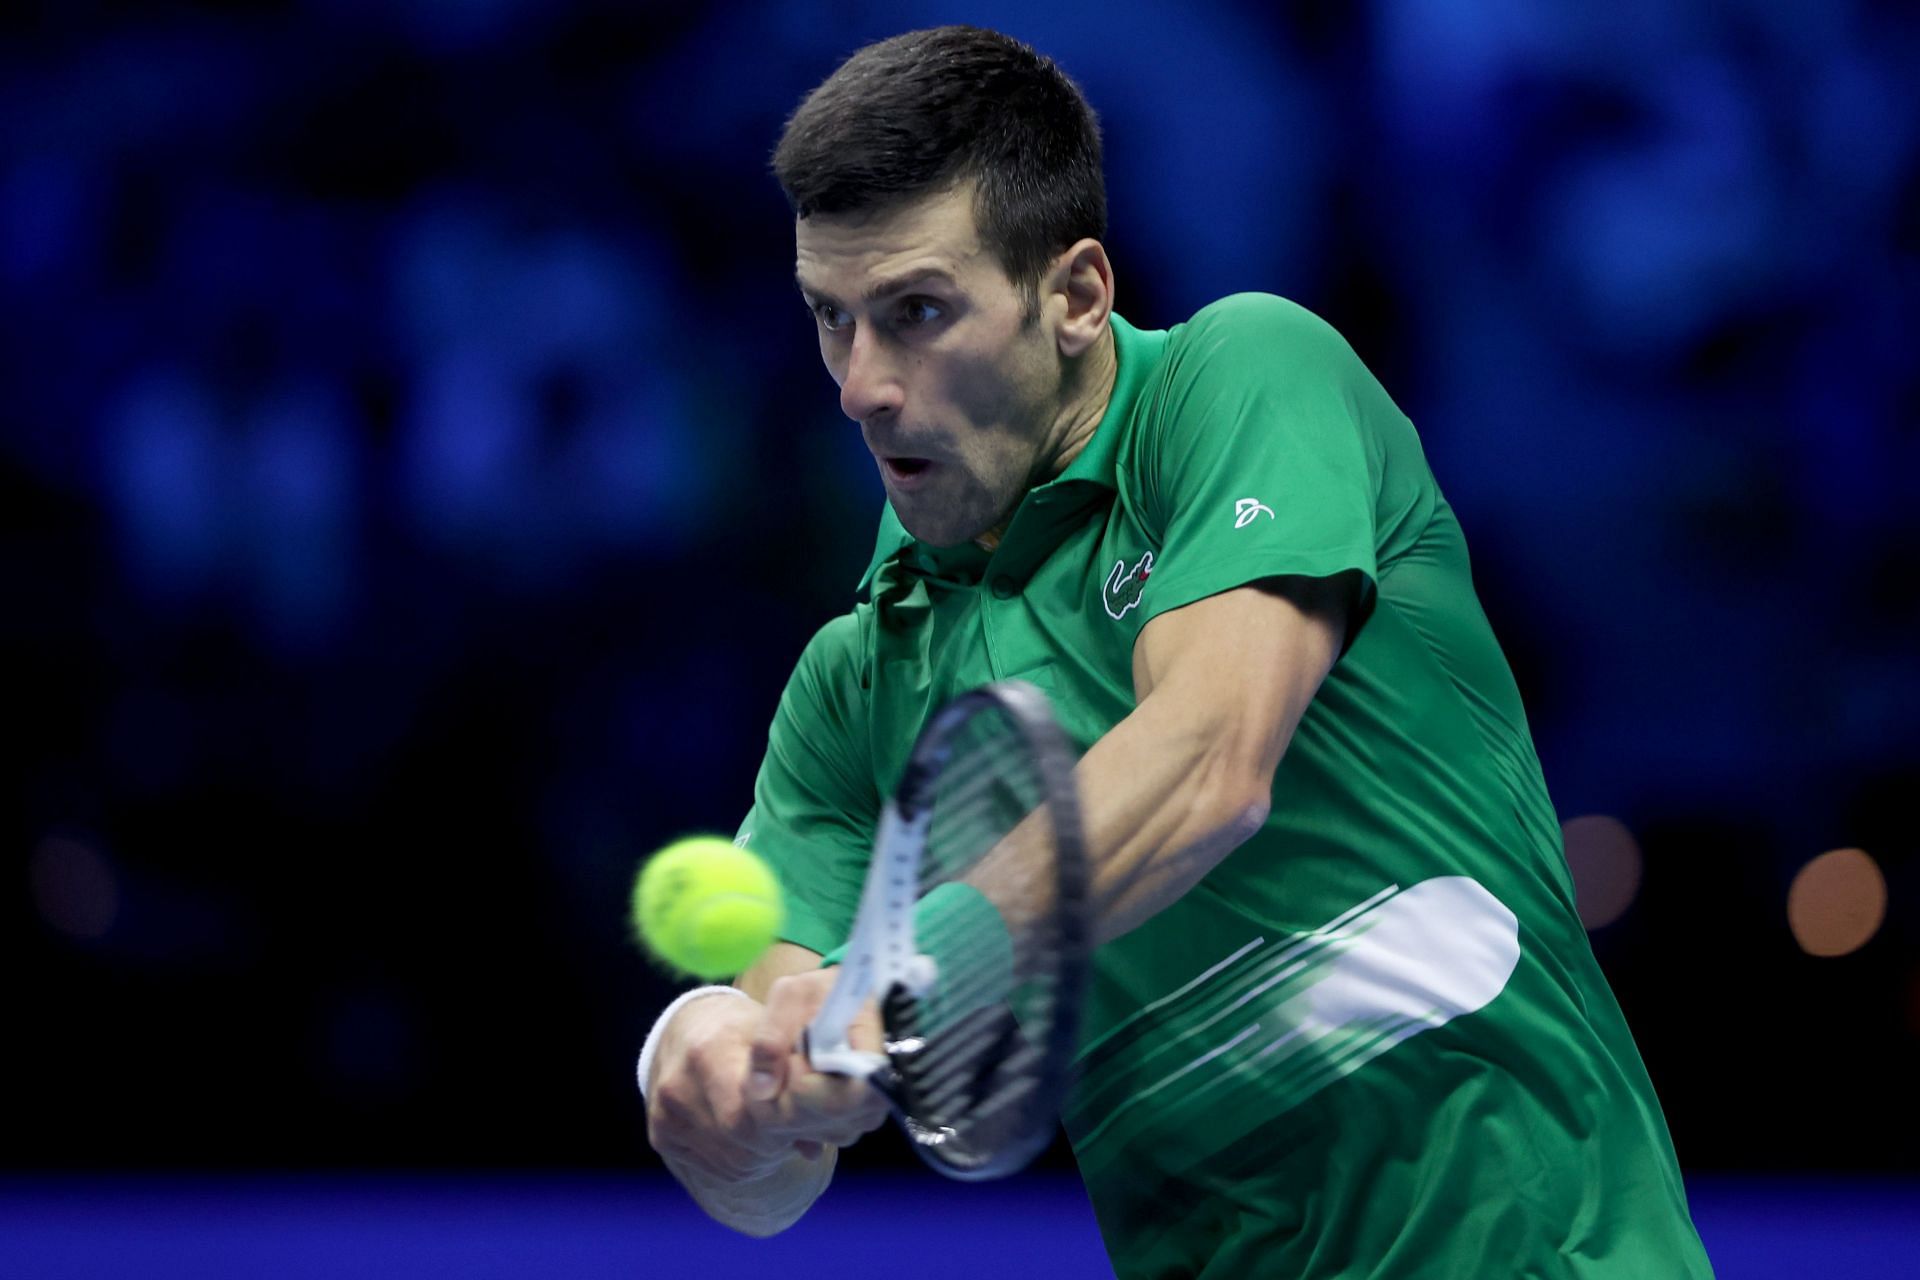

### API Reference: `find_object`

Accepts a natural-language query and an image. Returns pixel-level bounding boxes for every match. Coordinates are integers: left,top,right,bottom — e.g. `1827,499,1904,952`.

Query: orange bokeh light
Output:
1562,814,1642,930
1787,847,1887,958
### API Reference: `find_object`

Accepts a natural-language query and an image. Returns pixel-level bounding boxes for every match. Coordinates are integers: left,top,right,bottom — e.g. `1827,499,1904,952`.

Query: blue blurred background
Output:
4,0,1917,1274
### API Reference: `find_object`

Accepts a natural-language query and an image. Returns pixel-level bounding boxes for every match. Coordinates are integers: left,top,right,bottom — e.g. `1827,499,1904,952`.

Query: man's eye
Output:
814,302,851,332
899,297,944,327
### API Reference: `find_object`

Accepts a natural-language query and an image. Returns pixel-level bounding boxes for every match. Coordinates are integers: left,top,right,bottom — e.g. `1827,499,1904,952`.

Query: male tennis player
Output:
639,26,1712,1276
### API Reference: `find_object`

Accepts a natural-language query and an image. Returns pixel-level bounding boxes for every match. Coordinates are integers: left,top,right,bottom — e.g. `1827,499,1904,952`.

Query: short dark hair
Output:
773,26,1106,304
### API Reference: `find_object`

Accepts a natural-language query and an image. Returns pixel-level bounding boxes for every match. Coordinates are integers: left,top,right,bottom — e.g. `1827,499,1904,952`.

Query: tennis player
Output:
639,26,1713,1277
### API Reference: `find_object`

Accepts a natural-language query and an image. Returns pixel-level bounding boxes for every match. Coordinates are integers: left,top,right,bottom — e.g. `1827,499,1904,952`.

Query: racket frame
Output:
802,800,934,1084
803,680,1090,1180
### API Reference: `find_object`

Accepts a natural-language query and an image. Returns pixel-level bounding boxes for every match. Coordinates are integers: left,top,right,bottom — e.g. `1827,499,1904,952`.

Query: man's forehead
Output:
793,188,984,292
795,261,964,306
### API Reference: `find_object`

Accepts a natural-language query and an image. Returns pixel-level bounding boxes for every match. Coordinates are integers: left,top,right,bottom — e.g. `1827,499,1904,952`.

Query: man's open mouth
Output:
883,457,933,481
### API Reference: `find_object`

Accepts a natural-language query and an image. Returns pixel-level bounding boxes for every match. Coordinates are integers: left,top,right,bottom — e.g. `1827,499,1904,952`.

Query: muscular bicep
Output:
734,942,824,1004
1131,573,1356,791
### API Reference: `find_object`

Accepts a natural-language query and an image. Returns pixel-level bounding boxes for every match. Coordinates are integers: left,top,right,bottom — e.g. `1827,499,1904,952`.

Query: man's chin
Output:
896,519,980,549
889,498,989,549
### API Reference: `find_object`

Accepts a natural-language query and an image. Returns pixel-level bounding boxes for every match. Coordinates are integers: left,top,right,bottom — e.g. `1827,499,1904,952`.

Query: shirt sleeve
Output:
1138,293,1390,640
733,610,878,956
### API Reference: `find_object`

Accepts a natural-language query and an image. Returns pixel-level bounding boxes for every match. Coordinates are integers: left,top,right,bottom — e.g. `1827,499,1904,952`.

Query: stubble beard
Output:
891,464,1013,548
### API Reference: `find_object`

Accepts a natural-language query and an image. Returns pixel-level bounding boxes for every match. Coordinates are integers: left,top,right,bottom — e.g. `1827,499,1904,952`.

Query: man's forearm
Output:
967,685,1277,946
669,1145,838,1237
1068,686,1277,943
971,586,1338,945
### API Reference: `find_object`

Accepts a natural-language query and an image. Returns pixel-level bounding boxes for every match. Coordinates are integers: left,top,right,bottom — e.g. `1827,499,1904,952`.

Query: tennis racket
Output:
802,679,1090,1180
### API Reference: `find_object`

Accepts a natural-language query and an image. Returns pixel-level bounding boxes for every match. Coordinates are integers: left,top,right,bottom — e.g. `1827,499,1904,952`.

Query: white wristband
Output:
636,985,755,1099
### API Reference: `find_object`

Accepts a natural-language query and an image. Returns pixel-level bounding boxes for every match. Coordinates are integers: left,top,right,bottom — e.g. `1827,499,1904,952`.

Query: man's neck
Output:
974,325,1120,553
1042,322,1119,479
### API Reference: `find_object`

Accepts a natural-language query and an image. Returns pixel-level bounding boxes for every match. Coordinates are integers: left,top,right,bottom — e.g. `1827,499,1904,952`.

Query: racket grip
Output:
800,1023,905,1116
801,1023,890,1081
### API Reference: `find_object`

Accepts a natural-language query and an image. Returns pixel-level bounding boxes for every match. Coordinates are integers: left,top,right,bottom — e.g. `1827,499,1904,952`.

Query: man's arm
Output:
644,942,886,1236
975,573,1350,944
1089,573,1349,940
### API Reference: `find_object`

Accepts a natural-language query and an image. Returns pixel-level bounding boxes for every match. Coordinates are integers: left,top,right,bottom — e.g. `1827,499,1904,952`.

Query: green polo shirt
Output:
736,294,1711,1278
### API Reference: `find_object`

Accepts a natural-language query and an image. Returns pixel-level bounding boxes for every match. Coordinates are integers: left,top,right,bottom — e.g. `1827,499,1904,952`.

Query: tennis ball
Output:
631,836,785,980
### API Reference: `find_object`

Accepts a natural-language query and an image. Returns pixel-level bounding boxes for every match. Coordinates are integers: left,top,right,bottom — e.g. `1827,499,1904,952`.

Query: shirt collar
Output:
857,312,1157,594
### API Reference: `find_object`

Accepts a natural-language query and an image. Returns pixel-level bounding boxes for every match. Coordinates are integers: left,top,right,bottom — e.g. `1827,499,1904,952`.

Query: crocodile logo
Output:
1102,550,1154,620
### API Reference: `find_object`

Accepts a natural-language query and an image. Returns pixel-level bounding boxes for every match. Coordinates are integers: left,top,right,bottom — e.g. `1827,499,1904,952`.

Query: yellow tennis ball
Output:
631,836,785,980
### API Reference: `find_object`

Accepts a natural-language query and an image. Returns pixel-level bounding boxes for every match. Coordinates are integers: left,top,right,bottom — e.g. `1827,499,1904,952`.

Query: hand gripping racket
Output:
802,680,1091,1180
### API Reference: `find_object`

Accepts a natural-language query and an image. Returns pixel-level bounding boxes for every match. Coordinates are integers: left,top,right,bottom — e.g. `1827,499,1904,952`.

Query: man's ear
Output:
1048,238,1114,357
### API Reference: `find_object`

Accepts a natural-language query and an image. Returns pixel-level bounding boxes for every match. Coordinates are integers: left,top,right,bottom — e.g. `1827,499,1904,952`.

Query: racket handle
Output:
800,1027,905,1113
800,1025,889,1081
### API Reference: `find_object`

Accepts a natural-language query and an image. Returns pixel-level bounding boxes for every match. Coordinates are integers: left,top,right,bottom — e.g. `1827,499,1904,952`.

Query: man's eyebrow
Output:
795,266,959,308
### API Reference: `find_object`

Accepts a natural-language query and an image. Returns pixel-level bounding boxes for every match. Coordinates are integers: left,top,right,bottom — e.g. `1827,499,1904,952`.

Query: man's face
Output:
795,185,1063,547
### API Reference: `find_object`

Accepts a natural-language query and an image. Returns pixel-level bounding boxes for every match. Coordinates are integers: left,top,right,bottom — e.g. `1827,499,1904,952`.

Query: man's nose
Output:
839,328,902,424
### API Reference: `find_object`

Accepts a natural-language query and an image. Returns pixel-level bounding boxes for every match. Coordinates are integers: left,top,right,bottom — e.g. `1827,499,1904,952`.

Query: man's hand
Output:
646,971,889,1191
745,968,891,1157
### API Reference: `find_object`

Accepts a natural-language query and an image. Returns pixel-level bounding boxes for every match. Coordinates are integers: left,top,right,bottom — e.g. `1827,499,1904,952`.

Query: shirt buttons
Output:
990,575,1019,599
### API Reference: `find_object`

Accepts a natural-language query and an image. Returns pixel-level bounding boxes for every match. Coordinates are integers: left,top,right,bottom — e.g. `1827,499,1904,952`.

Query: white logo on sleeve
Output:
1234,497,1275,528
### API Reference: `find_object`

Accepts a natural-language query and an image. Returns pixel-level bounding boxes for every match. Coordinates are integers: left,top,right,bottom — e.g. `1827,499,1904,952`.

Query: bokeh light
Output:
1561,814,1643,930
1786,848,1887,958
28,836,120,942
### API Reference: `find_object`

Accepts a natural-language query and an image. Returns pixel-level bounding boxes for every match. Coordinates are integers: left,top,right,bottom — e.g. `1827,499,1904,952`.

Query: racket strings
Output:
895,706,1071,1136
922,740,1058,1001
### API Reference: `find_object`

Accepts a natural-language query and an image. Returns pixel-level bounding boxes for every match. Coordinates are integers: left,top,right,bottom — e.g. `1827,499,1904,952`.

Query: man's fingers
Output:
744,1005,798,1101
651,1083,764,1183
743,974,890,1157
777,1045,892,1140
748,972,834,1101
850,997,885,1054
743,1050,781,1102
748,986,891,1148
